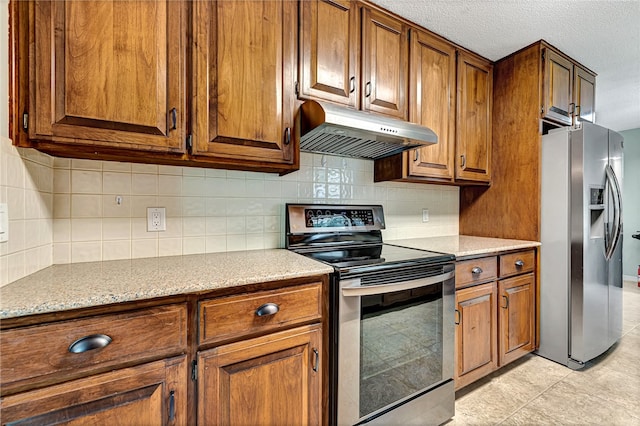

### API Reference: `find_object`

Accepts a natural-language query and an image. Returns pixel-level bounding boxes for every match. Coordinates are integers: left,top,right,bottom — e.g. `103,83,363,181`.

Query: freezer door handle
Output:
604,164,622,261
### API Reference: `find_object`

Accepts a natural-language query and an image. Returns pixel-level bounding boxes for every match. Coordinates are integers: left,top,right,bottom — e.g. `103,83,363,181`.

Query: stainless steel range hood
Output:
298,100,437,160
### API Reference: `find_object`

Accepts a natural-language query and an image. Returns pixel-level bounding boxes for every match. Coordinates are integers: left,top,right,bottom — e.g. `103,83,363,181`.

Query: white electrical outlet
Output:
147,207,166,231
0,203,8,242
422,208,429,223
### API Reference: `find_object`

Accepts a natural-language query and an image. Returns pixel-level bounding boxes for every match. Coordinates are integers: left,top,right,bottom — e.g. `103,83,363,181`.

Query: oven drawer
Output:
0,304,188,390
455,256,498,288
199,283,322,346
500,250,535,278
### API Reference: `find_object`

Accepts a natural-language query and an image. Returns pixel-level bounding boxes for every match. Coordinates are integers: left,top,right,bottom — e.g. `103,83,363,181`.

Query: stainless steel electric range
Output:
285,204,455,425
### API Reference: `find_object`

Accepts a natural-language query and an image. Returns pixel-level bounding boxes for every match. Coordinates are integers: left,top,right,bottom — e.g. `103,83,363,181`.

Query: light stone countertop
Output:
388,235,540,258
0,249,334,319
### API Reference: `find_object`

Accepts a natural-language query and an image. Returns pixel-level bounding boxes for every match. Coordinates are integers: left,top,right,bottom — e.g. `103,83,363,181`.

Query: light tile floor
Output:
447,279,640,425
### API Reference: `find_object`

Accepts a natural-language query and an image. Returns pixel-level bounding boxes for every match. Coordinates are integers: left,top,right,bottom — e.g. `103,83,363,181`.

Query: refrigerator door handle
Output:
604,164,622,261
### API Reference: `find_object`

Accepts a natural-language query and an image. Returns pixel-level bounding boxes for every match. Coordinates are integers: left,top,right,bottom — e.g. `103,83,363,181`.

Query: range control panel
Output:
286,204,385,233
304,208,375,228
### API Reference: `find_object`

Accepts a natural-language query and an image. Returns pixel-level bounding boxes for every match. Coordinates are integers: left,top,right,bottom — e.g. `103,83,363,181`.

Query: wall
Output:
0,0,457,286
620,128,640,279
1,1,54,286
49,154,458,265
1,148,459,287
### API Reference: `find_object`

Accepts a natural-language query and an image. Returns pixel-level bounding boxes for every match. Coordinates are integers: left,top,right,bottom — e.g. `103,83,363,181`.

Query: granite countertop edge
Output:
0,249,334,320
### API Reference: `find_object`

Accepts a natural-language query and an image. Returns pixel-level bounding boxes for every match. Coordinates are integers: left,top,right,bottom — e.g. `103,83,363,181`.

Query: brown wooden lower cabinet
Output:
198,324,322,426
0,355,188,425
454,249,537,390
499,273,535,366
455,282,498,389
0,275,328,425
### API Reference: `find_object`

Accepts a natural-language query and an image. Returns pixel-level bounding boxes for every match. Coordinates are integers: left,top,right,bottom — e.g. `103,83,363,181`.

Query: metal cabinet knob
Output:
515,260,525,267
255,303,279,317
471,267,483,275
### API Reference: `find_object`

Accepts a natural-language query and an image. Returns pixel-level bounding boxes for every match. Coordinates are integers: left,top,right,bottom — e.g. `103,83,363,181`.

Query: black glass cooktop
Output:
301,243,453,271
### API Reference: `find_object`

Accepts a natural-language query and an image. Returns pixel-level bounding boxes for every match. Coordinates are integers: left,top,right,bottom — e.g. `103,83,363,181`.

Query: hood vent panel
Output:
299,100,437,160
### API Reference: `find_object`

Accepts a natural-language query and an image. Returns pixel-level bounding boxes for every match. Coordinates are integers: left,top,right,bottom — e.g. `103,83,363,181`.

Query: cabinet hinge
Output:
186,134,193,155
191,360,198,382
22,113,28,131
295,81,299,96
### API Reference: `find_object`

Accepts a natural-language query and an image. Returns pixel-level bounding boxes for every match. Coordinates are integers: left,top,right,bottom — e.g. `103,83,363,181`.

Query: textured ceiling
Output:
370,0,640,132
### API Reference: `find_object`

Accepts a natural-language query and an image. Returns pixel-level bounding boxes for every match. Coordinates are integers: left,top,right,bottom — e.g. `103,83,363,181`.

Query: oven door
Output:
337,263,455,425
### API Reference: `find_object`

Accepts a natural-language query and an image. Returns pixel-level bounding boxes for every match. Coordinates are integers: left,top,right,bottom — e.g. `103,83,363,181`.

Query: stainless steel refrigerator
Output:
538,122,623,369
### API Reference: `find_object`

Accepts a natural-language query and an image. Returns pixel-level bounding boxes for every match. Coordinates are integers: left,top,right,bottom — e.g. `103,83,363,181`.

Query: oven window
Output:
359,283,443,418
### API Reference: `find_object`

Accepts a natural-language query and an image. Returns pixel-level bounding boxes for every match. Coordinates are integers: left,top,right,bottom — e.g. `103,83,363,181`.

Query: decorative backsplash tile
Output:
1,136,459,286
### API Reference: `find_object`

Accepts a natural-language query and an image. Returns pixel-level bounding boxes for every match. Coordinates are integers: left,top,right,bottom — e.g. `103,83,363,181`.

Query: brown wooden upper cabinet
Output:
26,0,187,154
299,0,409,119
298,0,360,108
191,0,298,172
373,43,492,185
407,29,457,182
13,0,298,174
456,51,493,183
542,47,596,125
574,65,596,123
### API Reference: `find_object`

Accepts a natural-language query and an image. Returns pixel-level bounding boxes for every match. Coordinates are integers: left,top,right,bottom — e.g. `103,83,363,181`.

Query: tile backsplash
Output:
0,138,54,286
1,137,459,286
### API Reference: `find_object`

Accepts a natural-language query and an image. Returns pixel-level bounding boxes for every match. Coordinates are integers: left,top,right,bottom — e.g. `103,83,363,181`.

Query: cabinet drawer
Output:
455,256,497,288
500,250,535,278
0,304,187,391
199,283,322,346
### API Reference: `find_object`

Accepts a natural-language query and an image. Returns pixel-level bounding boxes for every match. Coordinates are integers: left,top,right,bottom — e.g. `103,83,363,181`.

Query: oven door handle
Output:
342,271,455,297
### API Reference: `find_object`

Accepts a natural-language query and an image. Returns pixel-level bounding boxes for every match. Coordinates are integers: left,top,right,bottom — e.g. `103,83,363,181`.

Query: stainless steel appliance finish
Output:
539,122,624,369
298,100,438,160
286,204,455,425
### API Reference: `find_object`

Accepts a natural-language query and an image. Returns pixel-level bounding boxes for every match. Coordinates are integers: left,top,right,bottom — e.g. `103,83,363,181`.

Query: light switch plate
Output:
147,207,166,231
0,203,8,242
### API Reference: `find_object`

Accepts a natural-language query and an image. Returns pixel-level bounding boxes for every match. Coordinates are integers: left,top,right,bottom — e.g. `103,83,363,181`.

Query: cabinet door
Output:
542,48,574,125
299,0,359,108
455,282,498,389
456,52,492,183
361,7,409,119
198,325,322,425
574,66,596,123
30,0,186,153
498,273,535,366
0,356,188,425
408,29,456,180
192,0,297,172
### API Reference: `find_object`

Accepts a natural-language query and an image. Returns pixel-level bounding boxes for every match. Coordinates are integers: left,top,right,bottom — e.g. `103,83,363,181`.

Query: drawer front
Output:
1,304,187,390
455,256,498,288
500,250,535,278
199,283,322,346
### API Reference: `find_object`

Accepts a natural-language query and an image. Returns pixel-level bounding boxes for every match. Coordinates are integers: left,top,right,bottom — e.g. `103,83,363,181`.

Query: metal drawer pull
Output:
502,295,509,309
454,309,461,325
349,76,356,93
68,334,112,353
255,303,279,317
471,267,483,275
514,259,525,267
168,390,175,421
312,348,319,372
169,107,177,130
